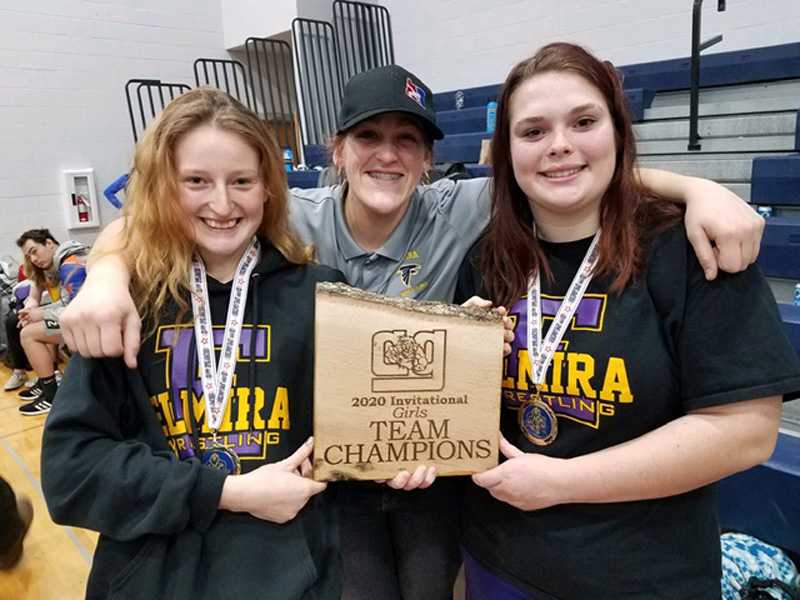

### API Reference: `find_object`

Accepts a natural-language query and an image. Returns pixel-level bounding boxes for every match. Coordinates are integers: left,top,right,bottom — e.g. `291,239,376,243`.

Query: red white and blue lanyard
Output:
527,231,601,386
190,238,260,433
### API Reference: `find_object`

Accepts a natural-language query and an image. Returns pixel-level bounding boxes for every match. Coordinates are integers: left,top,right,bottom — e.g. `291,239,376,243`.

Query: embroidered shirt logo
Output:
397,263,420,287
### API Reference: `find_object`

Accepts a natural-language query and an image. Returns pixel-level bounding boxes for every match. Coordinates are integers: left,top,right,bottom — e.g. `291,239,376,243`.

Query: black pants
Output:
340,503,462,600
4,311,30,371
0,477,24,556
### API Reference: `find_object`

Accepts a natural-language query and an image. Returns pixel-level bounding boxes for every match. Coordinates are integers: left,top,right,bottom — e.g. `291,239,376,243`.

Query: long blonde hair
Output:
122,88,311,330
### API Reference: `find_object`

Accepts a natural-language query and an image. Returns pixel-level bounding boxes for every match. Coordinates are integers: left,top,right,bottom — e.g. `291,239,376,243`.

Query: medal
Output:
201,435,242,475
190,238,259,474
518,391,558,446
519,231,600,446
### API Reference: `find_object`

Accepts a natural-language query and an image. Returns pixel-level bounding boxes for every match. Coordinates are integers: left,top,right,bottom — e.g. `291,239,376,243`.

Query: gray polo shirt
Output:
289,177,491,302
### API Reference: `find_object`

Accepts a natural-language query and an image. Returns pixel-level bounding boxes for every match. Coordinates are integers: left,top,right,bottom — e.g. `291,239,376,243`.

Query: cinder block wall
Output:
0,0,229,253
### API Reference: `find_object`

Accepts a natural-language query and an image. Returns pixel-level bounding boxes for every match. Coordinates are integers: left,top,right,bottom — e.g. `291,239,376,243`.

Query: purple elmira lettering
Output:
157,325,270,417
505,295,606,381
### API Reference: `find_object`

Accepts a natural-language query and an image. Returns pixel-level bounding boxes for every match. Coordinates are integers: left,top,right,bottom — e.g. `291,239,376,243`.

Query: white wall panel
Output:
381,0,799,93
0,0,227,253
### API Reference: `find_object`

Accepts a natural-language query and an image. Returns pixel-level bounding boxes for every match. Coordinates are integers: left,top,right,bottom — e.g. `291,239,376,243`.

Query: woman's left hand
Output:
381,465,437,491
682,178,764,280
472,436,563,511
461,296,515,356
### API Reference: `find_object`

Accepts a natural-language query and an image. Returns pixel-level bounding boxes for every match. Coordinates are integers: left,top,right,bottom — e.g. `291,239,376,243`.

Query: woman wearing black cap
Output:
59,64,764,600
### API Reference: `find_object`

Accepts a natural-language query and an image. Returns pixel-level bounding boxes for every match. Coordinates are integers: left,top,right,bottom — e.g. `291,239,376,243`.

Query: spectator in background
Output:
0,257,19,360
8,229,87,415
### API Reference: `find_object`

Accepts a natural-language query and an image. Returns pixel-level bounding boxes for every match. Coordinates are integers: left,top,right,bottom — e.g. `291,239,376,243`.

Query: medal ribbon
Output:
190,238,260,432
527,231,601,387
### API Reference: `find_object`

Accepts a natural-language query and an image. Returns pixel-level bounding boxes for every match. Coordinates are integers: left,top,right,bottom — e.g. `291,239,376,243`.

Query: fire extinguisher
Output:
72,193,90,223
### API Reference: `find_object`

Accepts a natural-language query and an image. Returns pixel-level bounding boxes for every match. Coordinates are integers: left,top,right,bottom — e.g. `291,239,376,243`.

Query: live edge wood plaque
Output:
313,282,503,481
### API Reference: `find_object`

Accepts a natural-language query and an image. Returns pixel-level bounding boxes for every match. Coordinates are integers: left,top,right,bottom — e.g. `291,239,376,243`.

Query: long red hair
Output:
480,43,681,307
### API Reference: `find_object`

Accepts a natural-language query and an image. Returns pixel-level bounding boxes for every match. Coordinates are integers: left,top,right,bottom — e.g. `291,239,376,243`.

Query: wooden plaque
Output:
313,282,503,481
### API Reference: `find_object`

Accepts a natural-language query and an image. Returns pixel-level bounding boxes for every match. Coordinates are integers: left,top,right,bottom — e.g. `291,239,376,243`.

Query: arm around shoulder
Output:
636,167,764,278
60,218,141,366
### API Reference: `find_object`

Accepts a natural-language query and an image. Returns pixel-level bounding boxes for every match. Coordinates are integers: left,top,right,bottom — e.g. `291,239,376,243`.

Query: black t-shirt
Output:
454,226,800,600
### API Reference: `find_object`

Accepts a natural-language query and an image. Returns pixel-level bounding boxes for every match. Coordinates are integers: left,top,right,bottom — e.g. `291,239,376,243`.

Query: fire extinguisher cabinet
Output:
62,169,100,230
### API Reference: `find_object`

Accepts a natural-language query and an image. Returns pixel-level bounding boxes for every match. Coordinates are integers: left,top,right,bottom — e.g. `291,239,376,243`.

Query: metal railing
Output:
193,58,250,108
125,79,191,143
333,0,394,83
244,37,299,150
688,0,727,150
291,18,344,146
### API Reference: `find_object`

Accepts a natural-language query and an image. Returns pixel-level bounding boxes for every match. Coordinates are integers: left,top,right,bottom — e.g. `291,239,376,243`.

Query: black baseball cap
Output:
337,65,444,140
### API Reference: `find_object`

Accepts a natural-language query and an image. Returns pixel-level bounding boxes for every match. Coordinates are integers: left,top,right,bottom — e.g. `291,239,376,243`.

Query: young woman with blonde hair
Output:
42,88,344,599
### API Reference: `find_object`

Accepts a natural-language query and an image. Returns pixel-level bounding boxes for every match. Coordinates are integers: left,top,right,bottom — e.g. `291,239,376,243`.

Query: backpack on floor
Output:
721,532,800,599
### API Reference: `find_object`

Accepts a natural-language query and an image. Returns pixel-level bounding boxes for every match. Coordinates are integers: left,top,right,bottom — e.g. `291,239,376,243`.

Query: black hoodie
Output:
42,243,345,600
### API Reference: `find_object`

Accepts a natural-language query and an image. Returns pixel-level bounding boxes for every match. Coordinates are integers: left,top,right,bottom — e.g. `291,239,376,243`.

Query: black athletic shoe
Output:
19,379,56,416
18,396,52,416
17,380,43,400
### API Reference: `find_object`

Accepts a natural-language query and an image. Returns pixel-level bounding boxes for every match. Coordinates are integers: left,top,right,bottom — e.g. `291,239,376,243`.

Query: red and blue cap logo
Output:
405,77,426,108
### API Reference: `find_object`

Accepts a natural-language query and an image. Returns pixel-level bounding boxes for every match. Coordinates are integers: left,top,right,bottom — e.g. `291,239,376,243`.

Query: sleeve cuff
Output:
189,466,228,532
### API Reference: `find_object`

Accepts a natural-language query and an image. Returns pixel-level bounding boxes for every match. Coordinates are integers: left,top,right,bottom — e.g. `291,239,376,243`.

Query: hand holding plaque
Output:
313,282,504,481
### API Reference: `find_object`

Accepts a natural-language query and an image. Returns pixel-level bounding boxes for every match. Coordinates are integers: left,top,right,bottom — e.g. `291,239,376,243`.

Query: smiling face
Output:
508,71,617,240
334,112,432,222
175,124,265,281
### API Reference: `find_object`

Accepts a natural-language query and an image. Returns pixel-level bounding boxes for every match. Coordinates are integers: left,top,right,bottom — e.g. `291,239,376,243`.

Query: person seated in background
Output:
4,262,36,393
8,229,88,416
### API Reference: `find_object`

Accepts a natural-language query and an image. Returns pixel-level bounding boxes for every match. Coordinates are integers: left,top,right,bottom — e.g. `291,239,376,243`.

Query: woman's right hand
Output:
60,254,142,368
461,296,515,356
219,438,327,524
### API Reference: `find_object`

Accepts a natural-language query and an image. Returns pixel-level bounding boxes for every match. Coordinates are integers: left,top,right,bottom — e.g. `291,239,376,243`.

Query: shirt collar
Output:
334,185,421,262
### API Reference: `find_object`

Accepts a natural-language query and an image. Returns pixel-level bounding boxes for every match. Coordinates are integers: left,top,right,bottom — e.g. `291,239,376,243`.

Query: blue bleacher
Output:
622,88,656,122
465,164,491,178
751,155,800,206
432,42,800,141
751,154,800,351
436,84,500,113
796,111,800,152
437,106,488,135
287,170,320,189
719,432,800,556
617,42,800,95
759,218,800,280
779,304,800,355
434,132,487,163
303,144,329,168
